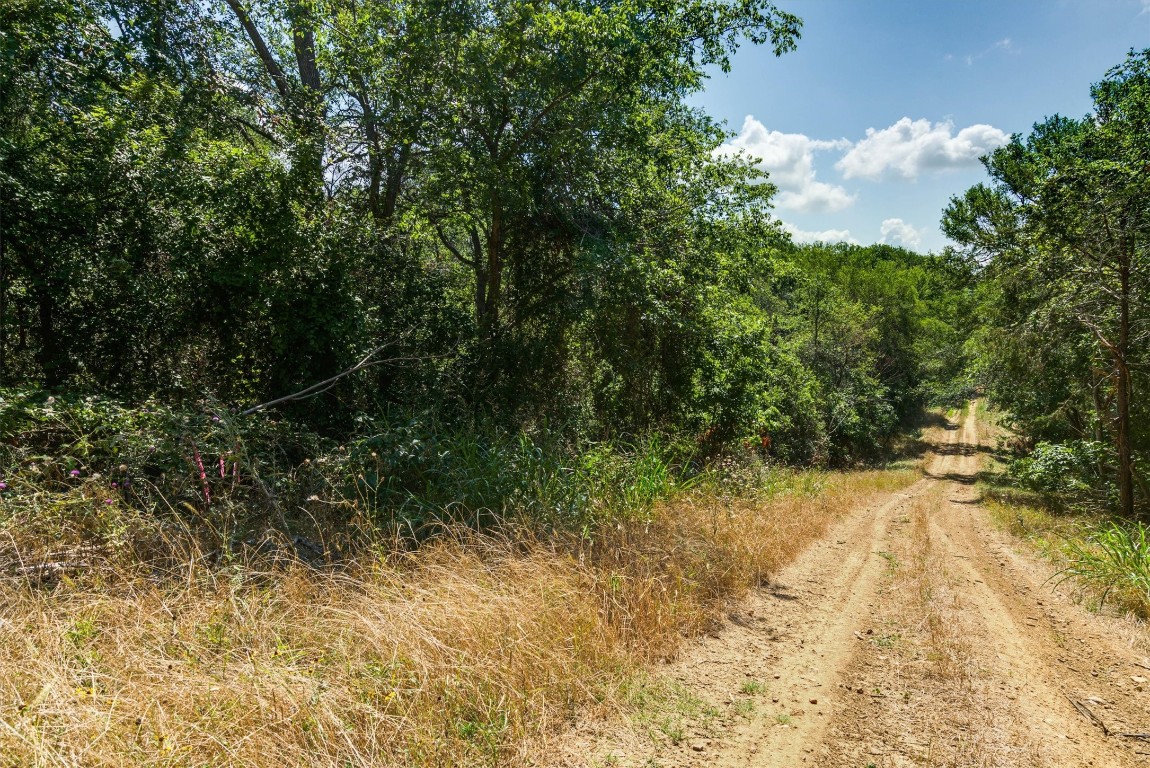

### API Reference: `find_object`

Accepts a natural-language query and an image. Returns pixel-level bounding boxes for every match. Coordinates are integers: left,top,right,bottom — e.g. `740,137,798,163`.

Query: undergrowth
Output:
0,389,719,576
1057,521,1150,611
0,388,919,766
975,407,1150,619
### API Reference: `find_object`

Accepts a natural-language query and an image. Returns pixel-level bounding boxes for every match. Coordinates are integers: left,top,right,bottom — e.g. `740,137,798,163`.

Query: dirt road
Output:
555,403,1150,767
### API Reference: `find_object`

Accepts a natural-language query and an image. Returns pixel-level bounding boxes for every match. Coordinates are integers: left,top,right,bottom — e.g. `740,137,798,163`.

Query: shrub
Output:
1011,440,1108,497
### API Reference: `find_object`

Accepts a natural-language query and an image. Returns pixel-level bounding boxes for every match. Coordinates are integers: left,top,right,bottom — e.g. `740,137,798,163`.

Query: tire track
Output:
547,403,1149,767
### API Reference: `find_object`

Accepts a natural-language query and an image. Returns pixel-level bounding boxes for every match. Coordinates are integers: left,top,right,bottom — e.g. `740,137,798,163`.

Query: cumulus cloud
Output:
781,222,859,245
836,118,1009,180
718,116,855,213
879,218,924,249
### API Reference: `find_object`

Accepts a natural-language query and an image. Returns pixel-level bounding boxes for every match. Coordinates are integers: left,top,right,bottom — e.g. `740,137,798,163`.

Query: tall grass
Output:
1057,521,1150,615
0,473,916,767
0,390,919,765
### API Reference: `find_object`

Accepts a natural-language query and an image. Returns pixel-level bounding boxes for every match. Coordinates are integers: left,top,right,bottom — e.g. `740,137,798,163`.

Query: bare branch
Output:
240,343,410,415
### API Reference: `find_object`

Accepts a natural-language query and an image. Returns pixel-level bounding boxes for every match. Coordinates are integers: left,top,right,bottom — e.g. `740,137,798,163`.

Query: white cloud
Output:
956,37,1015,66
879,218,924,249
781,222,859,245
719,116,855,213
836,118,1009,180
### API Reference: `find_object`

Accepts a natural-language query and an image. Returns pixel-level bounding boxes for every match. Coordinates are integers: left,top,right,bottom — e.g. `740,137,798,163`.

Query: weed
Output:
775,713,791,725
877,550,899,570
1057,521,1150,616
739,680,767,695
658,717,685,744
64,617,98,647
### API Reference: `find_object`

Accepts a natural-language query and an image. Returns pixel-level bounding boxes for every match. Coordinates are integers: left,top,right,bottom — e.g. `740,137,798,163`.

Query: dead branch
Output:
239,340,452,416
11,562,90,580
1069,697,1112,736
239,343,396,416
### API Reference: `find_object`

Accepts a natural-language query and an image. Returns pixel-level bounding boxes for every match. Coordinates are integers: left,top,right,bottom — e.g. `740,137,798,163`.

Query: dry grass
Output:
0,468,914,768
901,489,977,689
877,487,1043,767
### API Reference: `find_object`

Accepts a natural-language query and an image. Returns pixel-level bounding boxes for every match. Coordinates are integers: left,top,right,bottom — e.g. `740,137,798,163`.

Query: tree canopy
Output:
945,48,1150,517
0,0,973,468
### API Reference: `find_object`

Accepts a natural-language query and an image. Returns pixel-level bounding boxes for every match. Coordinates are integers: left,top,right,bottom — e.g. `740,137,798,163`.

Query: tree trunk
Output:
354,89,384,221
380,145,409,225
290,3,326,199
471,227,487,324
36,289,65,388
480,201,503,339
225,0,326,198
1115,251,1135,519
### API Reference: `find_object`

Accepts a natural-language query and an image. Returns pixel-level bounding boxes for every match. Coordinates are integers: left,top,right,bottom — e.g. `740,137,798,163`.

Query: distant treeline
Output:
1,0,974,466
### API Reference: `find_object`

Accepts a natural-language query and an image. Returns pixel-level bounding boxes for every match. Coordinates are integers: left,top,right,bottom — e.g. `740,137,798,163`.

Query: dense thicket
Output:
945,48,1150,517
1,0,971,490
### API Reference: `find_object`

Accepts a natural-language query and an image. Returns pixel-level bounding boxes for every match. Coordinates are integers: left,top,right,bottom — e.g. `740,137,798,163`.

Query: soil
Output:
545,403,1150,767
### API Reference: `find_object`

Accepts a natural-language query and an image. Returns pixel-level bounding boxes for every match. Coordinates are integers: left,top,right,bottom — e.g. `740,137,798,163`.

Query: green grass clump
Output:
1057,521,1150,616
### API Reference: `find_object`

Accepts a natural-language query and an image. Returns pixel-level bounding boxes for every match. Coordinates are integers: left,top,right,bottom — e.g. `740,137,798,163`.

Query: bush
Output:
1011,440,1108,497
0,389,702,568
333,422,692,537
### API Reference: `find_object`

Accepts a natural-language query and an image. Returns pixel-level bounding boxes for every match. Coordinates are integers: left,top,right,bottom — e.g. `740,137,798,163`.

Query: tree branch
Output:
223,0,293,103
240,343,416,415
436,227,477,268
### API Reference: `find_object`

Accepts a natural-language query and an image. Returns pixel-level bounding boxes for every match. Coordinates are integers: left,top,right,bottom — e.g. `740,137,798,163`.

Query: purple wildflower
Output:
0,481,8,490
104,499,113,505
70,469,81,478
111,482,118,488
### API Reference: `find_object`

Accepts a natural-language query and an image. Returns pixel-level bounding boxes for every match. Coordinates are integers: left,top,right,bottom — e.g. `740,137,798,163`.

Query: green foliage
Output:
945,48,1150,517
0,388,338,560
1058,521,1150,615
0,0,979,563
0,389,700,556
1012,441,1108,497
337,421,689,535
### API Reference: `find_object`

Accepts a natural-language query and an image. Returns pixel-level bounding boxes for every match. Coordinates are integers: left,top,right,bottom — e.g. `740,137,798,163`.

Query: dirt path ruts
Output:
549,403,1150,767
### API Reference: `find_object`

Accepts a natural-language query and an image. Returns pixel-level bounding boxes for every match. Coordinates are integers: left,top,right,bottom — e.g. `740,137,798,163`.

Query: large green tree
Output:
945,48,1150,517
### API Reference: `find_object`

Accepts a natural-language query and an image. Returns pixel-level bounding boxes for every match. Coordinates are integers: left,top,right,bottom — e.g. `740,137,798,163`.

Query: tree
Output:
415,0,800,411
944,48,1150,518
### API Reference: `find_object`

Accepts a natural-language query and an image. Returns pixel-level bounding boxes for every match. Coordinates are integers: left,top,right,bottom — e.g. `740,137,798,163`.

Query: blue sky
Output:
694,0,1150,252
